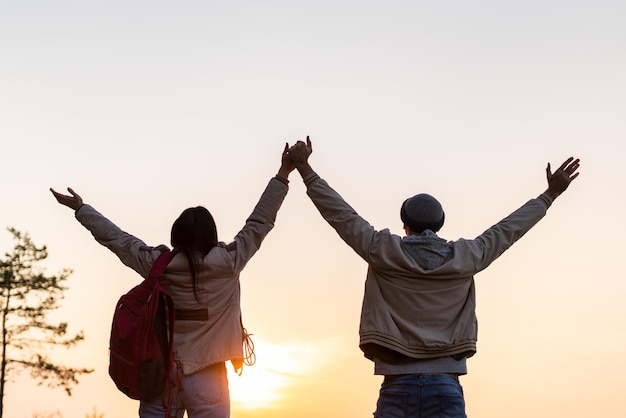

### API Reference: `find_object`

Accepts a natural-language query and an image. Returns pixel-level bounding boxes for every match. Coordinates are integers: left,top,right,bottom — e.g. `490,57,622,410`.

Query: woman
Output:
50,144,295,417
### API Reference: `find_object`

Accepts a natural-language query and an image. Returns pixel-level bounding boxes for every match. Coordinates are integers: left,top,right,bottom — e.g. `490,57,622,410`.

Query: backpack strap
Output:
147,249,178,416
148,249,177,282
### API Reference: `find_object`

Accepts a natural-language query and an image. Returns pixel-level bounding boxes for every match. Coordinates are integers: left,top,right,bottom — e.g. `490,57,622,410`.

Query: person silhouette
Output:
51,143,296,418
287,136,580,418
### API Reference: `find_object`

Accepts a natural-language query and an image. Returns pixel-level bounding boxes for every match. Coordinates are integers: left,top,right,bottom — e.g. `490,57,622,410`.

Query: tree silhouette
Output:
0,228,92,417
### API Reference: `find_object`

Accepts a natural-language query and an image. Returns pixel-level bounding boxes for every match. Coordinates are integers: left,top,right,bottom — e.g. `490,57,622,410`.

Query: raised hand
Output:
545,157,580,200
50,187,84,210
277,142,297,181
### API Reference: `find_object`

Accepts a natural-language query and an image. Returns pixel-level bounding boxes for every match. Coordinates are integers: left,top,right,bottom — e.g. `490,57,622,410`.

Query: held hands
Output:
277,136,314,180
50,187,84,211
287,136,314,177
545,157,580,200
288,136,312,164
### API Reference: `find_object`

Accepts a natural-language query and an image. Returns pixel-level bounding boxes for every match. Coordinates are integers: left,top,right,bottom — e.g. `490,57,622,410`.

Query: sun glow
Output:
227,339,319,410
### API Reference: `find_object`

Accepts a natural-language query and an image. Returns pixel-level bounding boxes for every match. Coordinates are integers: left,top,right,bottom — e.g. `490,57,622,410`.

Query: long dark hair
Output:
170,206,218,302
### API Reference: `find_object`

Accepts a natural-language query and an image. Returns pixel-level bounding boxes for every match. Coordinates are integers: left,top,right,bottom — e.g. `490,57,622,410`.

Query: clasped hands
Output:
284,136,312,165
277,136,314,180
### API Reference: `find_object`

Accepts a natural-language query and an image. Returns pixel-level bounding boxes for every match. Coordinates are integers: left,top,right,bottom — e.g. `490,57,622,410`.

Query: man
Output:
288,137,580,418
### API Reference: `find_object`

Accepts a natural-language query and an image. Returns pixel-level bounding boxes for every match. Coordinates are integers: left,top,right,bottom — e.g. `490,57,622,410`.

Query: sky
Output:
1,0,625,417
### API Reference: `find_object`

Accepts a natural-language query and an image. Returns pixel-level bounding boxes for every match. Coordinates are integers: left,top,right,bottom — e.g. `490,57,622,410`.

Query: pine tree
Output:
0,228,92,417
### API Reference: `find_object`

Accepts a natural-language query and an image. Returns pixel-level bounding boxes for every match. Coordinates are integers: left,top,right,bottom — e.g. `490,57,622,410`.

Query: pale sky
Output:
1,1,625,417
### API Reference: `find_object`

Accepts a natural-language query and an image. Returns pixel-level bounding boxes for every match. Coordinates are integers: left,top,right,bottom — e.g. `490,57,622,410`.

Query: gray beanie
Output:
400,193,445,233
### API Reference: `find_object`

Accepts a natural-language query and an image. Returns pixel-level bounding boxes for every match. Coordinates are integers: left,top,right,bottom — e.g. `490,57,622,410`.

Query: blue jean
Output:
139,362,230,418
374,374,466,418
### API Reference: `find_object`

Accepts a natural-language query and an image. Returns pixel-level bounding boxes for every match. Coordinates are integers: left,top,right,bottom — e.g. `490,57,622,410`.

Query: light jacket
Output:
75,177,288,375
302,172,553,361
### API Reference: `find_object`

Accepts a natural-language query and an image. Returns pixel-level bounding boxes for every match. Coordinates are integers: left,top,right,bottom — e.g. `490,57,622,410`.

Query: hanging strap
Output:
146,249,178,417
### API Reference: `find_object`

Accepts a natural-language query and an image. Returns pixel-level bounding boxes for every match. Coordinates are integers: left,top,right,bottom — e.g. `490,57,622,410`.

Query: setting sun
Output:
227,339,320,410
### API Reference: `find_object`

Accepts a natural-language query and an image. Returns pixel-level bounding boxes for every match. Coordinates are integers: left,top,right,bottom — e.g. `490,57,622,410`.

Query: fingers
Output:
547,157,581,180
51,187,75,198
306,135,312,152
290,139,310,151
558,158,580,180
50,187,66,200
557,157,575,171
50,186,83,210
50,188,61,203
67,187,82,202
566,158,580,174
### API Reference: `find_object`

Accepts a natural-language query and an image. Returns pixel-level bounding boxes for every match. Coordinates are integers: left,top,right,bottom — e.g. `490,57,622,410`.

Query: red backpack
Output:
108,250,177,404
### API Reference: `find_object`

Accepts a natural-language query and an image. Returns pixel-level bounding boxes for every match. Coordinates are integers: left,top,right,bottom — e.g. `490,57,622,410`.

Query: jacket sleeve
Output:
303,173,379,262
229,176,289,273
465,193,553,273
75,204,165,278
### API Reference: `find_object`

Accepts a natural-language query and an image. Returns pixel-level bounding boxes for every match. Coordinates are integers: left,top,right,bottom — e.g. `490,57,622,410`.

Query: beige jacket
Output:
302,172,552,361
76,177,288,375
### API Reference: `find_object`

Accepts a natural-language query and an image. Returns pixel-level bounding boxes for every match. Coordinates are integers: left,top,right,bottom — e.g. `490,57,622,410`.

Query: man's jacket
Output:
302,172,552,361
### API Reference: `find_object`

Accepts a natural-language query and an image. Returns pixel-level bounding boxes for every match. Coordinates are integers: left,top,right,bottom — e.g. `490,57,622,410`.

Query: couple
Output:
51,137,580,418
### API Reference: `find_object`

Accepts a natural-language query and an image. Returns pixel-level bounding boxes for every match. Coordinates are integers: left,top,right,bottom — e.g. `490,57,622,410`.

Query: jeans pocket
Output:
187,364,228,405
436,392,466,418
374,390,409,418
